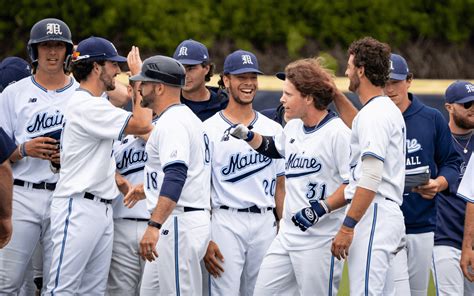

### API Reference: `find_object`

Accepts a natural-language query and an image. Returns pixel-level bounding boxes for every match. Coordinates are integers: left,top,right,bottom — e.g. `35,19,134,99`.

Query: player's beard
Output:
348,73,360,93
99,68,116,91
141,88,155,109
228,85,254,106
452,110,474,130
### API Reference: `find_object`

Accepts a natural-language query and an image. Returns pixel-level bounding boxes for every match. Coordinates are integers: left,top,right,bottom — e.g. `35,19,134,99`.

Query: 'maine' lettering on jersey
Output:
406,138,422,154
286,153,322,171
26,110,64,134
221,152,272,182
116,147,148,170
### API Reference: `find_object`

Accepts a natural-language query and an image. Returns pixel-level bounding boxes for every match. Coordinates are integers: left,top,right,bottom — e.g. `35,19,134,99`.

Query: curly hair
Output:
285,58,335,110
70,59,105,82
348,37,391,87
202,61,215,82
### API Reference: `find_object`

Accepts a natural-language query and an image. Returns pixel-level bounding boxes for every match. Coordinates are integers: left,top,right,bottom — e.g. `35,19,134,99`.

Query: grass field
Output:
336,262,437,295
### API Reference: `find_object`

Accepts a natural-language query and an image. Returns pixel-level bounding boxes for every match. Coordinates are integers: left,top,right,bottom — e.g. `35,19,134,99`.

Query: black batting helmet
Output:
129,55,186,87
27,18,73,65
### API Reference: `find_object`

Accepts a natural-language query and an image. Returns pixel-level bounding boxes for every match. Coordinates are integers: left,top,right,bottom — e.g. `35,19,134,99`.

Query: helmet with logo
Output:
27,18,73,65
129,55,186,87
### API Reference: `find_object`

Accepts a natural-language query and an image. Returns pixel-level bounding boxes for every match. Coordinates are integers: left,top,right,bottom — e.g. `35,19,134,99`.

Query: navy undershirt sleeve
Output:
255,136,283,159
159,162,188,202
0,127,16,163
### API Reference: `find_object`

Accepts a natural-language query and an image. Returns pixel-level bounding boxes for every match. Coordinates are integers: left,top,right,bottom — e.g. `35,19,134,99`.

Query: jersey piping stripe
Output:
457,192,474,203
208,273,212,296
156,103,185,120
121,165,145,176
31,76,75,93
218,110,259,127
163,160,188,170
56,77,75,93
328,255,335,296
174,216,181,296
302,111,338,134
118,114,133,141
364,203,378,296
222,160,273,183
431,253,440,296
51,198,74,295
361,152,385,162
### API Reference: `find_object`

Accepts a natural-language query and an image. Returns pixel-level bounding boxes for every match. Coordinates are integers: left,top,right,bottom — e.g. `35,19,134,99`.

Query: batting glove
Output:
227,124,254,142
291,201,328,232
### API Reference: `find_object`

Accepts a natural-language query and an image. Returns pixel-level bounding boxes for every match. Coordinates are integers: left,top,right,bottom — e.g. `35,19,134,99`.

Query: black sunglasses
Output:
462,101,473,109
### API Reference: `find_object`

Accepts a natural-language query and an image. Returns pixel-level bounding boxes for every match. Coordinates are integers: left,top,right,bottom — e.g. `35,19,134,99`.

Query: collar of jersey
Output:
156,103,185,119
31,76,75,93
362,95,384,108
303,109,338,134
218,110,258,127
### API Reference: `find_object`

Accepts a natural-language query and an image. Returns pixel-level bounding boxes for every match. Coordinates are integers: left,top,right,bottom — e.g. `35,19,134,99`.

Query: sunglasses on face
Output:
462,101,473,109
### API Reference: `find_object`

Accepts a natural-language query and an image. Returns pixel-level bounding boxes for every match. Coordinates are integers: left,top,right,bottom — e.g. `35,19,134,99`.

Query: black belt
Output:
14,179,56,191
220,205,272,214
123,218,149,222
183,207,205,212
83,192,112,204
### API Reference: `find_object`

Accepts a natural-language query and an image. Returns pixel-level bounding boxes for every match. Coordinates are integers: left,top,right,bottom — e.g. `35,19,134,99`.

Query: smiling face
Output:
280,79,308,121
36,41,66,74
345,54,360,93
224,73,258,105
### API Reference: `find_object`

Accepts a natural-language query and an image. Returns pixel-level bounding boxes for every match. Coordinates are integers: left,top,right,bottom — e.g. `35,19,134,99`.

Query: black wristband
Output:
147,220,162,229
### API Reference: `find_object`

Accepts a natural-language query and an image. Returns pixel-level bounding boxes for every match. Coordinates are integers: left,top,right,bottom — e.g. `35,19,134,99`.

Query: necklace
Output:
452,132,472,154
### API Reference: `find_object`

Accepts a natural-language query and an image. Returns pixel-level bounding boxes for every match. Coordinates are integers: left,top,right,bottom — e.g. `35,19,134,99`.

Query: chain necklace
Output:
452,132,472,154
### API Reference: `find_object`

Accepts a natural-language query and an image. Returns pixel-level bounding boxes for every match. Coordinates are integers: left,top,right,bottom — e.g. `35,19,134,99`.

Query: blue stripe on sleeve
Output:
361,152,385,162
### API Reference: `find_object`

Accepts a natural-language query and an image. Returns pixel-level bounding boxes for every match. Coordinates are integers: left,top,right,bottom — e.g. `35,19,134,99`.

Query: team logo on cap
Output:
178,47,188,56
46,23,62,35
389,60,394,71
241,55,253,65
465,84,474,93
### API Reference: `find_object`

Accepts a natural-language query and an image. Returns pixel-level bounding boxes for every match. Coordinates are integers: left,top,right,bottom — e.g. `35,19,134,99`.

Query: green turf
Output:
337,262,437,295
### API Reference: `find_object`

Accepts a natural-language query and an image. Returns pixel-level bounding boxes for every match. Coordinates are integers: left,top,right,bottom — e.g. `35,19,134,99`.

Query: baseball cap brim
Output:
129,73,157,82
455,95,474,104
175,58,204,65
226,68,263,75
389,73,407,81
107,55,127,63
276,72,285,80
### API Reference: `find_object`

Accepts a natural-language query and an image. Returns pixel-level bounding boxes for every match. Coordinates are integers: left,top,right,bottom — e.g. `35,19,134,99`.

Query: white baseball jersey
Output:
54,89,132,199
112,124,158,219
344,95,406,205
0,76,78,183
274,112,351,250
203,111,284,209
144,104,210,211
458,152,474,203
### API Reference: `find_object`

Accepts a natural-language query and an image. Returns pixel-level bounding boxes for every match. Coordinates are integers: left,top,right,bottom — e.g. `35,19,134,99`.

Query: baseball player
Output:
432,81,474,295
0,18,77,294
105,48,156,296
458,152,474,282
383,54,462,296
125,55,211,295
327,37,405,295
173,39,228,121
201,49,284,296
45,37,152,295
0,127,16,249
230,57,349,295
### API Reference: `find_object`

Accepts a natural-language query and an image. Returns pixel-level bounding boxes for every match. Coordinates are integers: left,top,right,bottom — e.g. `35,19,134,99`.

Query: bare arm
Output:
274,175,285,221
461,202,474,281
108,82,131,108
333,88,357,129
0,160,13,248
139,195,177,261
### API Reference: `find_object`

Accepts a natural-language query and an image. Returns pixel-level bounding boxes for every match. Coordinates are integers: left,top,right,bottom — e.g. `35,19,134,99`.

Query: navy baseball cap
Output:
445,81,474,104
223,50,263,75
73,36,127,62
389,53,409,81
0,57,31,92
276,72,285,80
173,39,209,65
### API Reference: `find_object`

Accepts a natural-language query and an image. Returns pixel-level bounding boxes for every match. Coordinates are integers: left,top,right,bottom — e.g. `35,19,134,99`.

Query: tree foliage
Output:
1,0,473,77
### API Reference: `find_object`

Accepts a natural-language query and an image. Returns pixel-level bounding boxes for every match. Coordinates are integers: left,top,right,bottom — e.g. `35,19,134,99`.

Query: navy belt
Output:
183,207,205,212
220,205,272,214
83,192,112,204
123,218,149,222
14,179,56,191
346,197,396,204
